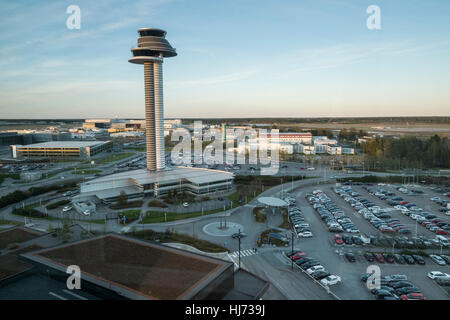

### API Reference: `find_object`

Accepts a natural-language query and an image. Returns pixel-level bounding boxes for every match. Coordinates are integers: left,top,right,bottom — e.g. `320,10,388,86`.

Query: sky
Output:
0,0,449,119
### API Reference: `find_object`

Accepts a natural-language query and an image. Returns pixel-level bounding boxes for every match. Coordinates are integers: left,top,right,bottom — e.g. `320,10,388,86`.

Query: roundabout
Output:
202,221,244,237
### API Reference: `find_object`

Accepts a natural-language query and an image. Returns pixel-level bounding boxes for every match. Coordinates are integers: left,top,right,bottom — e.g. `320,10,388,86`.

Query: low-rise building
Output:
10,141,113,159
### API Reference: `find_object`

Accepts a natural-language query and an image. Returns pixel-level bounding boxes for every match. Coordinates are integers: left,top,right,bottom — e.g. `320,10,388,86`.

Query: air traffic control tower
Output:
129,28,177,171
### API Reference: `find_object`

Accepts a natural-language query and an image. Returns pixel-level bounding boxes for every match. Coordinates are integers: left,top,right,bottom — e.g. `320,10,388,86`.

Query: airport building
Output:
78,28,234,202
80,166,233,203
10,141,113,159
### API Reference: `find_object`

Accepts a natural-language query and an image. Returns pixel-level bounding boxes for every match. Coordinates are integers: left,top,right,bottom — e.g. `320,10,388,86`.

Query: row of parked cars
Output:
361,273,425,300
287,250,341,286
365,185,450,235
336,186,412,234
430,196,450,216
288,207,313,238
306,189,359,234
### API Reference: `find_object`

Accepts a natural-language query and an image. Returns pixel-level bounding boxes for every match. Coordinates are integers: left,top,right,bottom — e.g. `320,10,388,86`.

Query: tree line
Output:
361,135,450,169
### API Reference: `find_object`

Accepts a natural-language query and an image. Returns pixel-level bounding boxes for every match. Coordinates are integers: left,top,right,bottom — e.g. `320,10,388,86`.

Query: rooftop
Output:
12,141,109,148
84,166,234,187
22,234,233,300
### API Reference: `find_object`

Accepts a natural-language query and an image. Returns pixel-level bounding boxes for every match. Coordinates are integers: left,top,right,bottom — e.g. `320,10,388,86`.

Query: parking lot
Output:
284,183,450,300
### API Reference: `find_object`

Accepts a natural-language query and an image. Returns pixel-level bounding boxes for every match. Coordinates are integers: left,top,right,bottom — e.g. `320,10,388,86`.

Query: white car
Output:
62,206,72,212
297,231,313,238
182,202,189,207
82,210,91,216
429,255,447,266
427,271,450,280
306,265,325,274
321,275,341,286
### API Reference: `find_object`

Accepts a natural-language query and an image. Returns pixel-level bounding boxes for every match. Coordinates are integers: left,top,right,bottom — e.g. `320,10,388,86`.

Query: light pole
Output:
291,232,294,270
238,229,241,269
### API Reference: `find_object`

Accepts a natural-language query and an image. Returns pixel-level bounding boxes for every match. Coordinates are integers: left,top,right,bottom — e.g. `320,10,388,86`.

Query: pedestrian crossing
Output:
229,248,259,258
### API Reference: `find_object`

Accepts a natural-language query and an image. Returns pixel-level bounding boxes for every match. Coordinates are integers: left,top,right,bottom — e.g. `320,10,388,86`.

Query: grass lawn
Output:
140,207,224,224
278,208,291,230
253,207,267,223
0,219,22,226
129,229,229,253
0,173,20,185
118,209,141,224
109,200,143,210
95,153,135,164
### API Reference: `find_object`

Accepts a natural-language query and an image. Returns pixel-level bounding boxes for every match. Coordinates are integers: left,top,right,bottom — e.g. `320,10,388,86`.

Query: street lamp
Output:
238,229,242,269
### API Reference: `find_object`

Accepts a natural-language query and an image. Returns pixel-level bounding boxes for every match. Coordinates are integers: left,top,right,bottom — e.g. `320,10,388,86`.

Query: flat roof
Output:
22,234,233,300
84,166,234,187
258,197,288,207
12,141,109,148
0,227,43,250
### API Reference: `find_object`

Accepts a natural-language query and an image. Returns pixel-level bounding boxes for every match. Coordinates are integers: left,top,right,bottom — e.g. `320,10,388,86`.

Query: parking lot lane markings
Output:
49,291,68,300
62,289,88,300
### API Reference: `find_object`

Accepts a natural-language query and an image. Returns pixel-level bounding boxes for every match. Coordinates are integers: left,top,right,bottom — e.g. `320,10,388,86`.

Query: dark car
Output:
390,281,413,289
295,257,315,265
364,252,375,262
344,253,356,262
311,271,331,280
342,234,352,245
371,286,396,295
402,254,415,265
352,236,363,245
395,286,421,295
393,254,406,264
385,254,395,264
412,255,426,265
301,260,322,270
375,290,398,300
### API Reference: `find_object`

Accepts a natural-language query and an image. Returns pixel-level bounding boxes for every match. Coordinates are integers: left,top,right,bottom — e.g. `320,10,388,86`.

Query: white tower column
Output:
154,61,165,171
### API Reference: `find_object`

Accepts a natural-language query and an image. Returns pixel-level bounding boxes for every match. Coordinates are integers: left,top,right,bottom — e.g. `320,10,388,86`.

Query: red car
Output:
374,253,386,263
422,221,432,227
400,201,409,205
401,293,425,300
334,234,343,244
291,252,307,261
435,229,449,235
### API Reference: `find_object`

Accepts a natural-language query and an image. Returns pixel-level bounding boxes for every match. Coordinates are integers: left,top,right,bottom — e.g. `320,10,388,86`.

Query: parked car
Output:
395,286,421,295
385,254,395,264
311,271,331,280
384,274,408,282
429,255,447,266
374,253,386,263
412,255,426,265
402,254,415,265
363,252,375,262
344,252,356,262
400,293,425,300
334,234,343,244
320,275,341,286
306,265,325,274
390,281,414,289
393,254,406,264
427,271,450,280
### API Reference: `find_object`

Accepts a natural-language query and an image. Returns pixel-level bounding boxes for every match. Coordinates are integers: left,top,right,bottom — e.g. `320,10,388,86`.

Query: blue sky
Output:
0,0,449,118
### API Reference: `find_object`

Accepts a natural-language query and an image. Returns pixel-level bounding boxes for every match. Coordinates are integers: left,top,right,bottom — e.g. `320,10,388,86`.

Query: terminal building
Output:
78,28,234,202
10,141,113,159
80,166,233,203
